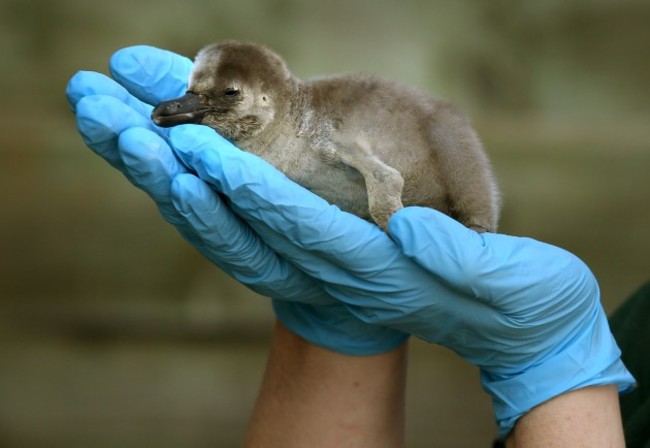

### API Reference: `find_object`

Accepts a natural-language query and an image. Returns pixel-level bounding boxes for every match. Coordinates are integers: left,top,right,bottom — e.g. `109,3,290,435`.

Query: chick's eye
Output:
224,88,240,97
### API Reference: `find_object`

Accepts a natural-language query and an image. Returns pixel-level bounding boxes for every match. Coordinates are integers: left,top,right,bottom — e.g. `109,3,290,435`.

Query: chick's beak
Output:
151,93,210,127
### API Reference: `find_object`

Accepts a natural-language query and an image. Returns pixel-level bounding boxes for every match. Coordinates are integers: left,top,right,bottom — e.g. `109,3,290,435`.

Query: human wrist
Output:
245,320,407,448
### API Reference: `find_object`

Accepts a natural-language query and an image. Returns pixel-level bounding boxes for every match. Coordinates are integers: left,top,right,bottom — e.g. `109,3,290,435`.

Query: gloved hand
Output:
164,103,636,438
66,46,408,356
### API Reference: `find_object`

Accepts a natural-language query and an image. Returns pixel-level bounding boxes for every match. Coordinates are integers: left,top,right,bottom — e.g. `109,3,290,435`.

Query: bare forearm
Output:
506,385,625,448
244,320,408,448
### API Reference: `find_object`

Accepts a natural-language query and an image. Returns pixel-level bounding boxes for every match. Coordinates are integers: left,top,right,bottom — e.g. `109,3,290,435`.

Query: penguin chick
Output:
152,41,500,231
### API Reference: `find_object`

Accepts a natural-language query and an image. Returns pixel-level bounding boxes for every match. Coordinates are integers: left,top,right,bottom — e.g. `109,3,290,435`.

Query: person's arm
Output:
246,322,624,448
245,321,407,448
247,326,625,448
506,385,625,447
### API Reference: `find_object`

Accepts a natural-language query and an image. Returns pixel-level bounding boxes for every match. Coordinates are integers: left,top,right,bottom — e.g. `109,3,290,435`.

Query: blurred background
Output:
1,0,648,446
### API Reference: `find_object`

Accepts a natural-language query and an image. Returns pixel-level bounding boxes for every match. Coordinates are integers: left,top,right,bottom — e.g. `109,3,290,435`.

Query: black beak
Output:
151,93,210,127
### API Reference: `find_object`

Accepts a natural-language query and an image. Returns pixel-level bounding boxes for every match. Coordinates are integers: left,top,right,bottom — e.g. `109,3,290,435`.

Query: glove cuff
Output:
272,300,409,356
482,306,636,439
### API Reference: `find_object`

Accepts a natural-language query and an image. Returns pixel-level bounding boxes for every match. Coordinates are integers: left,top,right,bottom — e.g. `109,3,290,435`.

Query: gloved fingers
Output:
168,126,409,275
236,213,459,326
66,71,154,120
170,173,334,304
388,207,598,316
117,127,188,222
109,45,192,105
388,207,495,296
235,217,378,291
75,95,158,169
117,125,332,303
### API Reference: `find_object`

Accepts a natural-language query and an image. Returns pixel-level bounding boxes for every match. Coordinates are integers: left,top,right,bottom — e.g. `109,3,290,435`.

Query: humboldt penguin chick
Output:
152,41,500,231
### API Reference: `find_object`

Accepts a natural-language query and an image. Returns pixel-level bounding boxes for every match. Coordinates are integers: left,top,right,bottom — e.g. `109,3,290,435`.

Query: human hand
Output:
167,123,635,436
66,46,408,355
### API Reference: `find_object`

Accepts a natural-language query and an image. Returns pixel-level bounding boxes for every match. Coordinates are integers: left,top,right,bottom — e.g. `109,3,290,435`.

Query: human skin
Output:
245,323,625,448
506,384,625,448
244,321,408,448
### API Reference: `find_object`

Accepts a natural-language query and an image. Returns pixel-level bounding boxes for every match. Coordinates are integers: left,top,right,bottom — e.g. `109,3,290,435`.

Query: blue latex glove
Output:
162,102,636,437
66,46,408,356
